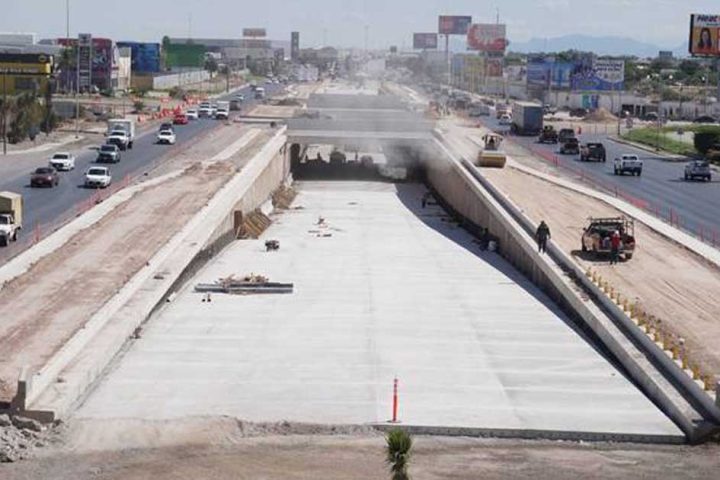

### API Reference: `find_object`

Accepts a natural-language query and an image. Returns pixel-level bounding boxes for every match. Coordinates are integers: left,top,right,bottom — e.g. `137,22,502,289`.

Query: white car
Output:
234,93,245,101
499,113,512,126
107,130,129,150
198,103,212,117
185,109,199,120
157,130,177,145
613,154,643,176
215,108,229,120
84,166,112,188
49,152,76,171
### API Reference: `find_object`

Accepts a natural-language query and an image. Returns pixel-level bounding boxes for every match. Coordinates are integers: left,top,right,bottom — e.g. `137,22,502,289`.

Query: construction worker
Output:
536,221,551,254
610,230,621,265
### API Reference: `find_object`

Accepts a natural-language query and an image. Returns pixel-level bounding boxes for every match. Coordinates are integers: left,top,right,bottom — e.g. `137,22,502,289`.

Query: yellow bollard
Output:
586,268,592,278
671,346,679,360
638,312,646,327
622,299,629,313
681,355,689,370
691,364,701,381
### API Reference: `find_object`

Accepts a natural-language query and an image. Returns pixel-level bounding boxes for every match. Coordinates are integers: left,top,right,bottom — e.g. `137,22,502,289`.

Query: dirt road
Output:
0,123,269,402
442,121,720,383
2,418,719,480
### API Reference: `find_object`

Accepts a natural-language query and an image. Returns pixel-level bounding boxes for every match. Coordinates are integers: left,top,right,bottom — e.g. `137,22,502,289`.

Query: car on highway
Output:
49,152,76,171
84,166,112,188
234,93,245,101
579,143,607,162
254,87,266,100
185,109,199,121
157,129,177,145
613,154,643,176
539,126,559,144
159,122,175,132
97,144,121,163
173,113,188,125
215,108,229,120
229,99,241,111
198,103,213,117
498,113,512,126
107,129,130,151
558,128,576,144
30,167,60,188
684,160,712,182
560,137,580,155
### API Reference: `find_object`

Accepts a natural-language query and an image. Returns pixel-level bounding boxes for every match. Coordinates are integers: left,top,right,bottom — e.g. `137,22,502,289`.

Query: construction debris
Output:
237,209,272,239
195,274,293,295
265,240,280,251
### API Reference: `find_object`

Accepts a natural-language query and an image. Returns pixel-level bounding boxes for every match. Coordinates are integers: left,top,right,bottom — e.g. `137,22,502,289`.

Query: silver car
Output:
684,160,711,182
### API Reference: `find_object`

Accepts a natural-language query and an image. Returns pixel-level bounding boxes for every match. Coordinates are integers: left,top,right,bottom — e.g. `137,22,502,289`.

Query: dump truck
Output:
581,216,636,260
0,191,23,247
511,102,543,136
476,133,506,168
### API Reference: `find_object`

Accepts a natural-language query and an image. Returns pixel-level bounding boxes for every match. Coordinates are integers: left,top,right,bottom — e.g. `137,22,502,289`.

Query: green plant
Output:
693,129,720,155
386,429,413,480
132,100,145,113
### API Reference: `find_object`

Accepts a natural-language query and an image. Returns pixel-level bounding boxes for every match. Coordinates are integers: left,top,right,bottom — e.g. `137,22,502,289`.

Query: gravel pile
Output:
0,414,48,463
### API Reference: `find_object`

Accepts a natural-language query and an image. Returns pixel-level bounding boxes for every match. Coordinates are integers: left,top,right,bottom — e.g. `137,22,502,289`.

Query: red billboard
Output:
413,33,438,50
467,24,507,53
438,16,472,35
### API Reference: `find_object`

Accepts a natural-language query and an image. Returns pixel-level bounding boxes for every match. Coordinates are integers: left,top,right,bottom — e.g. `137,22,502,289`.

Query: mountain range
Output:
506,34,687,58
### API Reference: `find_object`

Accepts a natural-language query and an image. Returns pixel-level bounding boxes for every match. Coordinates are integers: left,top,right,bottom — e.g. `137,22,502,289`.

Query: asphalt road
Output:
479,113,720,239
0,82,284,257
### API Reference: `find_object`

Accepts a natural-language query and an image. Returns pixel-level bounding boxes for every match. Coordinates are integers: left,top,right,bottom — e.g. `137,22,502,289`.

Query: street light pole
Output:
2,71,7,155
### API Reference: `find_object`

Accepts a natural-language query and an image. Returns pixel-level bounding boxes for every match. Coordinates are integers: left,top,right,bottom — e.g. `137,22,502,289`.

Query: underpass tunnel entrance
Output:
288,141,425,182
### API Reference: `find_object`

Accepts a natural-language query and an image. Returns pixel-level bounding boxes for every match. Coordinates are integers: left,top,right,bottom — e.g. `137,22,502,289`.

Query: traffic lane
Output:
10,82,286,234
484,114,720,233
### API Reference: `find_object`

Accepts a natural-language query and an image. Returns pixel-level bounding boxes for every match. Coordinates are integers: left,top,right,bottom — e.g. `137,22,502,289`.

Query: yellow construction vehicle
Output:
476,133,507,168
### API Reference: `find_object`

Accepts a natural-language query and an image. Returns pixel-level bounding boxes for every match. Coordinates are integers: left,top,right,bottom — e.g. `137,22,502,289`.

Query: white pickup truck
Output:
0,191,22,247
106,119,135,149
613,154,643,176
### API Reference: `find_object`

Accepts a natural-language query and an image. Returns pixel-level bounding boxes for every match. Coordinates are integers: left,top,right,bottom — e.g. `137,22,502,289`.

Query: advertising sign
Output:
243,28,267,38
485,58,503,77
438,15,472,35
291,31,300,61
118,42,160,73
165,43,206,68
467,24,507,53
527,57,573,89
77,33,92,90
689,14,720,56
570,59,625,91
413,33,438,50
505,65,527,83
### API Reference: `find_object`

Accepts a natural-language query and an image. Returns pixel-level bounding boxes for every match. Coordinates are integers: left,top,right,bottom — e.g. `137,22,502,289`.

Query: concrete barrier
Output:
425,132,719,443
17,128,290,420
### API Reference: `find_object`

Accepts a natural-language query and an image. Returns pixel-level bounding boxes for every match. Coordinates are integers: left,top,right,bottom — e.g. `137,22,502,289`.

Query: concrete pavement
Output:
77,181,681,441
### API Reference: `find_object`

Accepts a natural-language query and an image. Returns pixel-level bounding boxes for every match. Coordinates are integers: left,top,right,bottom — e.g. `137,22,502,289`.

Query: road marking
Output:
210,129,261,162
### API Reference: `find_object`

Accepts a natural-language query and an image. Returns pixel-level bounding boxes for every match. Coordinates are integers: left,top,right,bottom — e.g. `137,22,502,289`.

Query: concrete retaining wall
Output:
424,133,719,443
16,129,290,421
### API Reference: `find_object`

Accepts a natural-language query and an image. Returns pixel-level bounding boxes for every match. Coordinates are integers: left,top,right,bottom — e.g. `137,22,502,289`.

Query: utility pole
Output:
75,39,80,139
2,71,7,155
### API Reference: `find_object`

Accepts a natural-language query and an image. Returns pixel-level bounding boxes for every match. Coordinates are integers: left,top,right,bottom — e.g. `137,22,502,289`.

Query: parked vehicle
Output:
30,167,60,187
106,129,129,150
84,166,112,188
558,128,576,144
185,109,199,120
157,130,177,145
97,144,121,163
613,154,643,176
642,112,659,122
106,119,135,149
569,108,589,118
511,102,543,135
684,160,712,181
0,191,22,247
560,137,580,155
693,115,716,124
538,126,559,144
49,152,76,171
581,217,636,260
173,113,188,125
580,143,606,162
543,104,557,115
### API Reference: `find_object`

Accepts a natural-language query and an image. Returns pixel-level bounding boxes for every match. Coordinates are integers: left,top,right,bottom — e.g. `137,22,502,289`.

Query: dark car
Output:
560,137,580,155
693,115,717,124
97,144,121,163
580,142,607,162
642,112,659,122
569,108,588,118
558,128,576,144
31,166,60,187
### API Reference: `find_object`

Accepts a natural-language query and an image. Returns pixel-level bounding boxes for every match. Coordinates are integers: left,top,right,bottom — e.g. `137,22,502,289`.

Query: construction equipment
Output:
476,133,507,168
195,274,294,295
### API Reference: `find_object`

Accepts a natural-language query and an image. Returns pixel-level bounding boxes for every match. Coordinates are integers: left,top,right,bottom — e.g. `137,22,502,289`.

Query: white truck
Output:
106,119,136,149
0,191,23,247
215,100,230,120
613,154,643,176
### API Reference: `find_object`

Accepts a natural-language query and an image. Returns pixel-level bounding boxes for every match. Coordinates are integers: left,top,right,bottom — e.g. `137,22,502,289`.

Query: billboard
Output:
486,58,503,77
467,24,507,53
570,59,625,91
117,42,160,73
438,15,472,35
413,33,438,50
0,53,53,94
243,28,267,38
527,57,574,89
291,32,300,61
689,14,720,56
165,43,206,68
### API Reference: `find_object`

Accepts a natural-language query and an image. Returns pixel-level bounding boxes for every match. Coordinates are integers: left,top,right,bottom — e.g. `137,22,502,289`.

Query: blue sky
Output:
1,0,717,48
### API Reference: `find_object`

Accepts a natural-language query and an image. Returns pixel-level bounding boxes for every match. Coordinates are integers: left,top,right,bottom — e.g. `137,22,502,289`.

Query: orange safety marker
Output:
391,377,399,423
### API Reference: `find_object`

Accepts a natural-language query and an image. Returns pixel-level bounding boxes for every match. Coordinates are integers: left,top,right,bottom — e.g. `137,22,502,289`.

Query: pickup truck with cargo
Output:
511,102,543,136
581,216,636,260
538,126,559,144
0,191,22,247
614,154,643,176
106,129,129,150
106,119,135,149
580,143,606,162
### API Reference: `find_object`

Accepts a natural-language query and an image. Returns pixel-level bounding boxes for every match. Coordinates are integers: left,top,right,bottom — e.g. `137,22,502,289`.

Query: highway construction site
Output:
1,81,720,478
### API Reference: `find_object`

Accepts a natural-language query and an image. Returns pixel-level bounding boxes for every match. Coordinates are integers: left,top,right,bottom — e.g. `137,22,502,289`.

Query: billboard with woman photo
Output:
689,14,720,56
